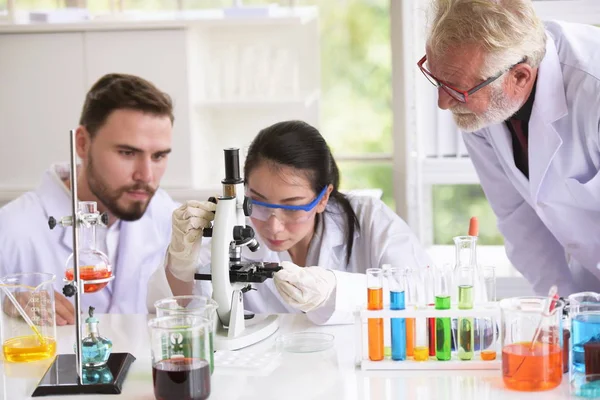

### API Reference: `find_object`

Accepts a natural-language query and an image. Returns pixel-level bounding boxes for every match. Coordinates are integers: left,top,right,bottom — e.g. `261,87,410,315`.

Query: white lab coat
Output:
147,195,432,325
0,165,178,313
462,21,600,296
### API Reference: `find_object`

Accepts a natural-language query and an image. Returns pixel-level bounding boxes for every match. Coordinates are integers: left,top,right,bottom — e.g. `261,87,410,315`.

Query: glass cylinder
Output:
65,202,112,293
154,296,219,374
434,263,453,361
148,315,212,400
387,267,406,361
500,297,564,392
0,272,57,362
366,268,384,361
454,236,476,361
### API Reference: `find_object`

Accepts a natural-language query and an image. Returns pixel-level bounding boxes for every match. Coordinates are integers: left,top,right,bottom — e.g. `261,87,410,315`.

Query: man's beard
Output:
86,156,156,221
451,84,523,133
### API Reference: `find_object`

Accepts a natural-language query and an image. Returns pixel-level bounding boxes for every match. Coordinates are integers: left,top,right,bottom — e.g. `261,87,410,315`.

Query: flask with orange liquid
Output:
64,202,112,293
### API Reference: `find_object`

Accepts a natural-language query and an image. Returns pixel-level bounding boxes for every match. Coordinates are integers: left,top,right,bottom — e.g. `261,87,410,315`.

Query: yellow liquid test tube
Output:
414,346,429,361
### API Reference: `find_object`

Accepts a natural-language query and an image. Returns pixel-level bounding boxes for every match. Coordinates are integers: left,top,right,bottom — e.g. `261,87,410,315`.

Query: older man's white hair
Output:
426,0,547,79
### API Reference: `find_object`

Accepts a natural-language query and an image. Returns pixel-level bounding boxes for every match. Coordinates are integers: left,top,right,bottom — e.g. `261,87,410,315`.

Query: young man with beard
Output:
421,0,600,296
0,73,201,323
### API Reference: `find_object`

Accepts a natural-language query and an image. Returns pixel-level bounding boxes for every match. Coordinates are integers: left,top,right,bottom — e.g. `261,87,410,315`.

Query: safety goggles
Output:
417,55,526,103
249,186,328,224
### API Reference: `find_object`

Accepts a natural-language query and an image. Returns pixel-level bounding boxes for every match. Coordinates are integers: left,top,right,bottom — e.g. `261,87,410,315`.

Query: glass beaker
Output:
154,296,218,373
0,272,57,362
148,315,212,400
569,292,600,374
500,296,564,392
65,201,112,293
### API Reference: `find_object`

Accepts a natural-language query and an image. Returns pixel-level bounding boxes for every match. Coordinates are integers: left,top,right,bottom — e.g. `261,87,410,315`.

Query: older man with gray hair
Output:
420,0,600,296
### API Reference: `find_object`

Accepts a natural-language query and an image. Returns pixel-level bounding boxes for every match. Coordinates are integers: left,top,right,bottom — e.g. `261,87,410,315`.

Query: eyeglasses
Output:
249,186,328,225
417,55,526,103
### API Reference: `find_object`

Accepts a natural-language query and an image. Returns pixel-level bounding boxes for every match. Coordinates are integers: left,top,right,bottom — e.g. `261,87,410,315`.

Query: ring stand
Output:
32,130,135,397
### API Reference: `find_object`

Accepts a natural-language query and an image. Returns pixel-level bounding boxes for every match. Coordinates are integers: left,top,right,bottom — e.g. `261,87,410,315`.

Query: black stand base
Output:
32,353,136,397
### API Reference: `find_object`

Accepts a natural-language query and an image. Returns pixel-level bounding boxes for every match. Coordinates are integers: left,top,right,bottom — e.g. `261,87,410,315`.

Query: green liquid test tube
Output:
458,285,474,360
435,295,451,361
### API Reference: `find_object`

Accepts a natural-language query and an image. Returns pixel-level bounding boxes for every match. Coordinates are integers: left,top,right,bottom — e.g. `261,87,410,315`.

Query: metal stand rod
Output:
69,129,83,383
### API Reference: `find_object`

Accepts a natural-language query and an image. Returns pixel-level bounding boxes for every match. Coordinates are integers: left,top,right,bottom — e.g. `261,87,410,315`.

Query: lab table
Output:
0,313,576,399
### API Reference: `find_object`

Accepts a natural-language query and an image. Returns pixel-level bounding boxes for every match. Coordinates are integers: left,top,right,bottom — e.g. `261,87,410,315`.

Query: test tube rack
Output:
354,303,501,371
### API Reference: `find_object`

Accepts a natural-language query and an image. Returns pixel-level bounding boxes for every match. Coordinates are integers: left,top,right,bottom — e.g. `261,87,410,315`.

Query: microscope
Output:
195,148,280,350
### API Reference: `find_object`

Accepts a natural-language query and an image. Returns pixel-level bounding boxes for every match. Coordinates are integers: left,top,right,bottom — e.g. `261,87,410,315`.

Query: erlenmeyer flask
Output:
65,202,112,293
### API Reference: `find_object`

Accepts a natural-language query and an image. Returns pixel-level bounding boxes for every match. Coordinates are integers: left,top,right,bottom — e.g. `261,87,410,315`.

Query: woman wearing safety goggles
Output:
149,120,431,325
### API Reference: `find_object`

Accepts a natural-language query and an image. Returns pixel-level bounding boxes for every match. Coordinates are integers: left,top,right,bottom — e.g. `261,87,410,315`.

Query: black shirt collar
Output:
511,78,537,121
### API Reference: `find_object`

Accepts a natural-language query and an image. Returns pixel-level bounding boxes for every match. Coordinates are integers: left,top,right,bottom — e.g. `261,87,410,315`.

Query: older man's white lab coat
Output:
147,195,432,325
0,165,177,313
462,21,600,296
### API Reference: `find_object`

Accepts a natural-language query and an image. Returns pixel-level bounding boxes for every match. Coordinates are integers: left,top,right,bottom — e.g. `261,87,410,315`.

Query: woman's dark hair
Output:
244,120,360,264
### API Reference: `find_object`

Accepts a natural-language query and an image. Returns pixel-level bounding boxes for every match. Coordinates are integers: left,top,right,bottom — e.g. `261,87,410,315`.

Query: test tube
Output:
367,268,384,361
480,266,497,361
424,266,436,356
413,269,429,361
382,264,392,359
388,267,406,361
405,268,417,357
435,264,452,361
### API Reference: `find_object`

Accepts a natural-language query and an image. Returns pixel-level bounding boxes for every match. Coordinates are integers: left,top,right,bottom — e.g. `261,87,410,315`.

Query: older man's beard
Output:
451,84,523,133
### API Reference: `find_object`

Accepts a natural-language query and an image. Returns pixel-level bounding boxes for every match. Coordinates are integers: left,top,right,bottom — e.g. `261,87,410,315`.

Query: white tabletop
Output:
0,314,576,400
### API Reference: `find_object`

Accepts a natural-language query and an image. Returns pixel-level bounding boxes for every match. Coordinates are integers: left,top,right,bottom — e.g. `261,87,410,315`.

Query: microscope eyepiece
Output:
222,148,243,184
247,239,260,252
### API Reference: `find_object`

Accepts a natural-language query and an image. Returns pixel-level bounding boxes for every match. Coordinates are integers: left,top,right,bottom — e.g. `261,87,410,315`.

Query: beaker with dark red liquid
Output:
148,315,212,400
153,358,210,400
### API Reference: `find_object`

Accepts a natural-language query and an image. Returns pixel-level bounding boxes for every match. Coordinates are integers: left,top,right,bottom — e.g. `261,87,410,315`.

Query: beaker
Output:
65,201,112,293
0,272,57,362
154,296,218,373
500,296,564,392
148,315,212,400
569,292,600,375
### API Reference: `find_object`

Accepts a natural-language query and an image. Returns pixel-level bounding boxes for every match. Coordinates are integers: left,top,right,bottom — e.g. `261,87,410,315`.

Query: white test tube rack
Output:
354,303,502,371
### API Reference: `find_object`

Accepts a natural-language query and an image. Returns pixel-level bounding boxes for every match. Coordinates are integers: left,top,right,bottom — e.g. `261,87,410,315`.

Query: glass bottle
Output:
78,306,113,368
65,201,112,293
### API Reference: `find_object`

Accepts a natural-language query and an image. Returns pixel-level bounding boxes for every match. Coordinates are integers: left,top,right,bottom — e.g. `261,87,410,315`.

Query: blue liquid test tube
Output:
388,267,406,361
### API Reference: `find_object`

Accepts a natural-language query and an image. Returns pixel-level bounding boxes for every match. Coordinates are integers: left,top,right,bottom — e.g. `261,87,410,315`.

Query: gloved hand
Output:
273,261,336,312
167,200,216,282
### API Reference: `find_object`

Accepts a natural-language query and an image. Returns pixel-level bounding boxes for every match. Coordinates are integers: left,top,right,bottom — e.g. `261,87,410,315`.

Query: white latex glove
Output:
167,200,216,282
273,261,337,312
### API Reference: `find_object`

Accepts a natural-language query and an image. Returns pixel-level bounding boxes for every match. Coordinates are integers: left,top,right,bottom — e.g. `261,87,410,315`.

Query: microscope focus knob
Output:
243,197,252,217
48,216,57,230
233,226,254,241
100,213,109,226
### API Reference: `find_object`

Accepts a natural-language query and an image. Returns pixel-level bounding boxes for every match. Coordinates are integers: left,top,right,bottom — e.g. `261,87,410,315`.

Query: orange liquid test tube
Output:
367,268,384,361
406,318,415,356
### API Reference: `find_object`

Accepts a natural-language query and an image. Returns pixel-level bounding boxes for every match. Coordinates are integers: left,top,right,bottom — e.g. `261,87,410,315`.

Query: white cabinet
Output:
0,32,85,189
0,7,320,198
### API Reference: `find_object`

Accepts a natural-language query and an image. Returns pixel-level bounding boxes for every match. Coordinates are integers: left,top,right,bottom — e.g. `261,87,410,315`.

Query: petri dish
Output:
571,373,600,398
276,332,335,353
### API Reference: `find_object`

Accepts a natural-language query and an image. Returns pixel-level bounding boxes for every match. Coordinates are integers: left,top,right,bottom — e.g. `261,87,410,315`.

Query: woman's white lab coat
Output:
147,195,431,325
462,21,600,296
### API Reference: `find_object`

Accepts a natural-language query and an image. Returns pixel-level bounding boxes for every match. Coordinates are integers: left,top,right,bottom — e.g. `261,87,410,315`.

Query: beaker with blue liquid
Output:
569,292,600,375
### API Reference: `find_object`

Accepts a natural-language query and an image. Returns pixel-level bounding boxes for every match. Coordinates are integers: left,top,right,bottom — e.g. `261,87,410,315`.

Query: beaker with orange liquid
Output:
0,272,57,362
500,296,564,392
367,268,384,361
64,201,112,293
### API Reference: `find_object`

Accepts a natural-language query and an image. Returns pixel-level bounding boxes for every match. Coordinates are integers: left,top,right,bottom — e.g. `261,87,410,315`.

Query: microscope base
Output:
214,314,279,351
